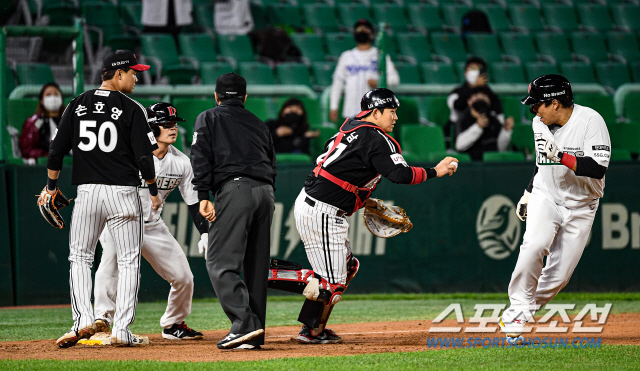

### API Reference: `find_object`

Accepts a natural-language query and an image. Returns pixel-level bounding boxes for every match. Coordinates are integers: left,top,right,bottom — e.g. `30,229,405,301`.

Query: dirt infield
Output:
1,314,639,362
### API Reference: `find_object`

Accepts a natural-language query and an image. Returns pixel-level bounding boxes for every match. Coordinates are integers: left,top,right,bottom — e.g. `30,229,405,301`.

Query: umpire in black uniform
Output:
190,73,276,350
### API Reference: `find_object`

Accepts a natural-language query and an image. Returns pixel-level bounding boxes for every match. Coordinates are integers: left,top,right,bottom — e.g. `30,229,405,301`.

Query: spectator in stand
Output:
19,83,66,162
142,0,193,41
330,19,400,122
215,0,254,35
266,98,319,154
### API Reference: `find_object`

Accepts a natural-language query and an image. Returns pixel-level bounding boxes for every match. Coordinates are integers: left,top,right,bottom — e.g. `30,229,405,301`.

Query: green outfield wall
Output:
2,162,639,305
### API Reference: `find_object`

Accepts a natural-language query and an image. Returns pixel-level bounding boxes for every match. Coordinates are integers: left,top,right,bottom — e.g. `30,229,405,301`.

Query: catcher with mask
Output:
268,88,459,344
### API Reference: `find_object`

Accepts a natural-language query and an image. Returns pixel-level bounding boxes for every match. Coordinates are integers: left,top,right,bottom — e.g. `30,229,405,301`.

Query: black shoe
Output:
217,329,264,349
162,322,204,340
297,325,343,344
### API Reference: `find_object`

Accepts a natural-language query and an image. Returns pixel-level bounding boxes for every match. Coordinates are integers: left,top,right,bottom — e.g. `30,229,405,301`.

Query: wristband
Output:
426,168,438,180
47,177,58,191
148,182,158,196
559,152,576,170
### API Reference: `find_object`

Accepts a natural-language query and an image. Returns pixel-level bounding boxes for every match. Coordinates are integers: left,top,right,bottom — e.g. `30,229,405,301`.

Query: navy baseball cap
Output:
103,50,150,72
215,72,247,99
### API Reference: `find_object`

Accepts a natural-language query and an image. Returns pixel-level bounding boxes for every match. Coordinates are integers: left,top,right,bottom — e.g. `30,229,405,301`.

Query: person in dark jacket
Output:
190,72,276,350
19,82,66,161
266,98,319,154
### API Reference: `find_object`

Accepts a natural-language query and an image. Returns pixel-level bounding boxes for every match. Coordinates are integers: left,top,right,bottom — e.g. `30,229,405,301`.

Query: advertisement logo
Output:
476,195,521,260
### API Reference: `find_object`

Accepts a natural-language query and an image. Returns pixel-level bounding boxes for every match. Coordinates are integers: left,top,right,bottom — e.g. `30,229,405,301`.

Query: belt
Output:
305,196,346,217
230,176,270,188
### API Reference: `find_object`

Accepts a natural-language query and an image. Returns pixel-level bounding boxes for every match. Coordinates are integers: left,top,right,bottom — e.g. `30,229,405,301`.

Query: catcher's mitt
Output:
37,186,72,229
363,198,413,238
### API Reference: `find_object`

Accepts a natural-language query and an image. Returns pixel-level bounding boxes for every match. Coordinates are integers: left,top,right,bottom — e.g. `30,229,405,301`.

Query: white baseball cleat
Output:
499,316,526,337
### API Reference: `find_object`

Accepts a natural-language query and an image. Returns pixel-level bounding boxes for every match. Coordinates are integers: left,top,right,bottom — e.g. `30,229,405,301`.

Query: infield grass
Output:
1,345,639,370
1,292,638,342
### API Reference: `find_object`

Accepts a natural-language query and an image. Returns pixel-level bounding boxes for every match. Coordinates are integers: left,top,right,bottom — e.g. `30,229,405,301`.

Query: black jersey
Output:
305,119,426,213
49,89,158,186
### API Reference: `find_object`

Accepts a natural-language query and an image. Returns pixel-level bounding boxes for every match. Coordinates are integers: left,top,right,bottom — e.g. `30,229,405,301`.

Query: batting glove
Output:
536,137,562,162
198,233,208,260
516,190,530,222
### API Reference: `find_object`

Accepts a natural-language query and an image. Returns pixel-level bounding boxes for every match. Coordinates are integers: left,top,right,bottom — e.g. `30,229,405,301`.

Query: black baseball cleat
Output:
217,329,264,349
297,325,343,344
162,322,204,340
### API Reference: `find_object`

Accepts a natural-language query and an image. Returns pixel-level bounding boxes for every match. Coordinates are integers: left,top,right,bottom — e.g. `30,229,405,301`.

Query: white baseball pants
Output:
94,220,194,328
68,184,142,343
503,188,598,323
294,189,351,285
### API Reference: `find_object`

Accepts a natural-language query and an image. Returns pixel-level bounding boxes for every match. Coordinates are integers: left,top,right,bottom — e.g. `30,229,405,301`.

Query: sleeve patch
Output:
592,145,610,151
390,153,408,166
147,132,157,145
192,132,198,145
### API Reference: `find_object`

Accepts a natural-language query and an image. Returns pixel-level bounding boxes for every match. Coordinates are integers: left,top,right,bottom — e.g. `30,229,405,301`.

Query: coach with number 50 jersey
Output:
190,72,276,350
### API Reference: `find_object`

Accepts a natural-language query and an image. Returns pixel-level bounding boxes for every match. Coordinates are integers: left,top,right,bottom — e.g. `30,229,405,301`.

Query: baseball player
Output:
41,50,159,347
294,88,459,343
92,103,208,341
499,75,611,343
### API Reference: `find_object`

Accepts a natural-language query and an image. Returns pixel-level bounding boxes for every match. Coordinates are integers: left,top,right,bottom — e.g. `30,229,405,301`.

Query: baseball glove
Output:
37,186,72,229
363,198,413,238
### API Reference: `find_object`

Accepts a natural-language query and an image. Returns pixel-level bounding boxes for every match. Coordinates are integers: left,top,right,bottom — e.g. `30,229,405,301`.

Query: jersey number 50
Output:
78,120,118,152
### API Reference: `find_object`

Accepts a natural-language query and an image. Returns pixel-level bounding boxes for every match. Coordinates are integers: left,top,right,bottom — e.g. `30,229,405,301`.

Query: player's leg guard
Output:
267,258,346,304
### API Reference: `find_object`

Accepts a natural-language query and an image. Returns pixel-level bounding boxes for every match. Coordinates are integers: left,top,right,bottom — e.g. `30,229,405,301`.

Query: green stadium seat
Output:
509,5,544,33
325,33,356,60
178,33,217,65
83,1,137,51
193,3,214,32
200,62,235,85
396,32,431,64
560,62,597,84
455,61,467,84
275,153,313,164
290,34,327,63
525,62,560,81
407,3,444,33
606,31,640,63
172,98,214,143
7,99,39,130
310,126,338,159
622,92,640,122
535,33,573,64
595,61,631,91
465,34,503,63
611,4,640,32
120,2,142,30
430,32,467,63
610,149,632,161
372,4,410,32
543,4,579,33
397,97,421,128
577,4,613,32
5,65,16,98
419,96,450,127
608,123,640,155
394,62,422,84
311,62,336,89
500,33,538,65
428,151,472,163
420,62,457,84
267,4,304,30
303,4,339,33
132,98,158,109
400,124,446,162
42,1,77,26
482,151,526,162
491,62,526,84
476,4,511,33
238,62,275,85
570,32,609,64
16,64,55,85
275,96,322,127
244,97,272,122
631,61,640,83
217,34,255,64
337,3,372,30
441,5,472,31
276,63,313,87
573,94,616,124
140,34,198,84
500,96,524,125
249,2,267,31
510,124,534,155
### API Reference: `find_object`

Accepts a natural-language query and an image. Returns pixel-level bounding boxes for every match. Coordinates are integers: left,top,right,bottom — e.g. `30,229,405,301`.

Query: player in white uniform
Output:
93,103,209,340
329,19,399,121
499,75,611,343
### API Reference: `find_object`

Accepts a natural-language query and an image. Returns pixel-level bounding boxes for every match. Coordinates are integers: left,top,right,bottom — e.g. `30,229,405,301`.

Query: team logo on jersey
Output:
390,153,407,166
192,132,198,145
476,195,521,260
147,131,157,145
94,90,110,97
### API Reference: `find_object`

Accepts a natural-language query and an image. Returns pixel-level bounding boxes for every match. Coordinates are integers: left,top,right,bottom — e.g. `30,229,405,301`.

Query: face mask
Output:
354,31,372,44
281,112,304,127
465,70,480,86
43,95,63,112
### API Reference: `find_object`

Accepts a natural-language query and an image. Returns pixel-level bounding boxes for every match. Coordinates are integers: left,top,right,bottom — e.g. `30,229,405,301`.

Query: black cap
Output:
215,72,247,99
355,88,400,119
146,102,185,125
102,49,150,72
521,74,573,113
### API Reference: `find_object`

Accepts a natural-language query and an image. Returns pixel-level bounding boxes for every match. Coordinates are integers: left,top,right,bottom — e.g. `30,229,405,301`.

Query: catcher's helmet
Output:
521,74,573,114
146,102,185,136
355,88,400,119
